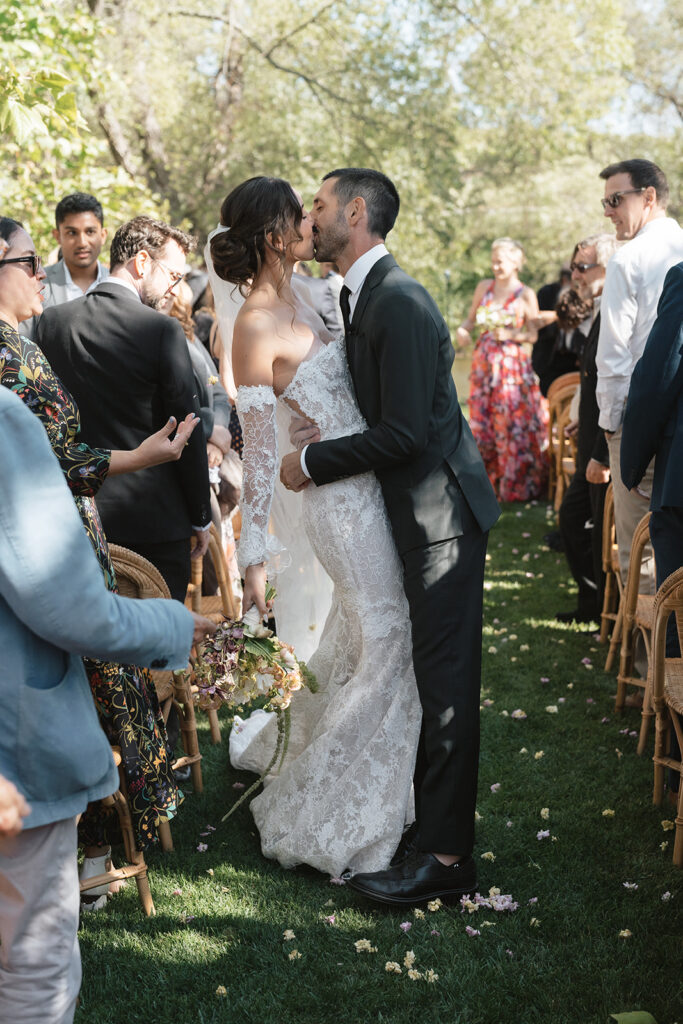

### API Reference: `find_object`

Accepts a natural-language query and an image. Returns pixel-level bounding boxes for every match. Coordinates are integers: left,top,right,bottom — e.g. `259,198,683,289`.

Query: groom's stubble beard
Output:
313,209,349,264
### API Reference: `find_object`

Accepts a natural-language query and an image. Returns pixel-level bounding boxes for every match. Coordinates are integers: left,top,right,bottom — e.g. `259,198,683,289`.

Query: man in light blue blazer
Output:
0,386,211,1024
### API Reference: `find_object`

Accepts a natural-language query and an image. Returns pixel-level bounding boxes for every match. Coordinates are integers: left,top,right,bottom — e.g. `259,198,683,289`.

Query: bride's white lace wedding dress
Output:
232,335,421,878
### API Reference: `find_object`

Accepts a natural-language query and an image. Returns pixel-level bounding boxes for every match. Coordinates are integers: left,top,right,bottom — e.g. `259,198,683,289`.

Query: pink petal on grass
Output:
465,926,480,937
400,921,412,932
490,783,501,793
197,843,208,853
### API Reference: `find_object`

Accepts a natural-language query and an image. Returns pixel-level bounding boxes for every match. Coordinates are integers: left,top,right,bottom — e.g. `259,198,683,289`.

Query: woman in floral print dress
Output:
0,218,198,899
457,238,548,502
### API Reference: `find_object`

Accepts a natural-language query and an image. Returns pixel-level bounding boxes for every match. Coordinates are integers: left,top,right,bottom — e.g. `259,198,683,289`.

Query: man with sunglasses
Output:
596,159,683,590
36,216,211,602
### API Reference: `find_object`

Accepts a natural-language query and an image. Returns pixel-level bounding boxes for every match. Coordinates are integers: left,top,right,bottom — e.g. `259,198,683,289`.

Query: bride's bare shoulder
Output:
233,300,280,388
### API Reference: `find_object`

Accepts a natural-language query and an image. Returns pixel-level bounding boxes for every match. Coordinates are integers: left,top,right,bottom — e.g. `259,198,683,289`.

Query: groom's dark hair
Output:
323,168,399,239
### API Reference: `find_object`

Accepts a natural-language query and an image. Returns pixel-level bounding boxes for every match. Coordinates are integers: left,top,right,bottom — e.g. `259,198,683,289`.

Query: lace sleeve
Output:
235,384,281,574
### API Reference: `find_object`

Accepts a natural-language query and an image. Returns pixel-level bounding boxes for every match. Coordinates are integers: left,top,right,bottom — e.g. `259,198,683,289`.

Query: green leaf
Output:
35,69,72,88
5,97,47,144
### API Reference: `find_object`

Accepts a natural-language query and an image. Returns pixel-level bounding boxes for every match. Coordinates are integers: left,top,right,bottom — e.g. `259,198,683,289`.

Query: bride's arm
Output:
233,312,279,618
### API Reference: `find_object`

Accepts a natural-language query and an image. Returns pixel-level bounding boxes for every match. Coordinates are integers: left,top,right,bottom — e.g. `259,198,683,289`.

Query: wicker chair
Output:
109,545,203,801
79,747,156,916
616,513,656,753
547,372,580,508
600,484,624,670
650,566,683,868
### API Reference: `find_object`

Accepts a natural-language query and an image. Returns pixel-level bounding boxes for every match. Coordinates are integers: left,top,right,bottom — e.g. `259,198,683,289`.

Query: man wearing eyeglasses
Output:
596,159,683,590
35,216,211,602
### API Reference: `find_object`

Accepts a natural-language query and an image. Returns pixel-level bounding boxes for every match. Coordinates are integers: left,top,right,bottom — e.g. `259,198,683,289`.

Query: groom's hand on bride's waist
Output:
280,450,311,492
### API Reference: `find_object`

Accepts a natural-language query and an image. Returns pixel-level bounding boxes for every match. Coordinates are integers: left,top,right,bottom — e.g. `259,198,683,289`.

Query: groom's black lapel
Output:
351,254,398,332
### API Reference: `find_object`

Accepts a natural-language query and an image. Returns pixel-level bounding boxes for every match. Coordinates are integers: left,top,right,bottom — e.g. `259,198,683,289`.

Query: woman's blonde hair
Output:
491,237,525,270
169,279,195,341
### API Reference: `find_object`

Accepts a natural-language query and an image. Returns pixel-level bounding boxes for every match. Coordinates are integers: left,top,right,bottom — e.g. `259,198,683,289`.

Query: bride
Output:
207,176,421,877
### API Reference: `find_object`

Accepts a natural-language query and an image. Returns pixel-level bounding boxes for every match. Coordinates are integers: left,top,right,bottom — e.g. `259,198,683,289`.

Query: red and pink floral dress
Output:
468,284,548,502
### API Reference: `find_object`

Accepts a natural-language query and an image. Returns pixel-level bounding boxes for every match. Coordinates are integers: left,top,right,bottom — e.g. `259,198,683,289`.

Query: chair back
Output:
651,567,683,703
547,372,580,503
621,513,652,626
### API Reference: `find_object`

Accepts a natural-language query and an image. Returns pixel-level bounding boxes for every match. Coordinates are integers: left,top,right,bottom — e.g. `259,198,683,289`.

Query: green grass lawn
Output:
77,502,682,1024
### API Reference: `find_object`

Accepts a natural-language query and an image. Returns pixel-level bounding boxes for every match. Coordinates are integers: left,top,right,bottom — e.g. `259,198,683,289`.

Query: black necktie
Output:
340,285,352,336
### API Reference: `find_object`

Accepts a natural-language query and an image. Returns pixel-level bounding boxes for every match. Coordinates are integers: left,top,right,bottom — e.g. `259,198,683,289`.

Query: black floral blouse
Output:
0,320,180,849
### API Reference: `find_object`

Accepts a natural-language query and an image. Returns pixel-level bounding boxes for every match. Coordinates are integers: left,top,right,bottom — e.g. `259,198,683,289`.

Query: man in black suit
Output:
36,216,211,601
622,261,683,650
280,168,500,904
556,233,618,624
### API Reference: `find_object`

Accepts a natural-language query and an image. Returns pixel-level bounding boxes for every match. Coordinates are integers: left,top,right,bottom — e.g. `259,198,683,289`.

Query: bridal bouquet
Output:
192,588,317,821
194,593,316,714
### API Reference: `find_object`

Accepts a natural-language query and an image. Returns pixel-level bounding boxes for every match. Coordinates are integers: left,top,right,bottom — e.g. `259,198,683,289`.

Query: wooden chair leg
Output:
653,712,667,806
637,681,654,755
134,866,156,917
174,671,203,795
606,603,623,672
208,708,222,745
158,819,174,853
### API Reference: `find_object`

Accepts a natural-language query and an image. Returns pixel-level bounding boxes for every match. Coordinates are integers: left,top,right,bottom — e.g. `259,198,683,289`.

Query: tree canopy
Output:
2,0,680,319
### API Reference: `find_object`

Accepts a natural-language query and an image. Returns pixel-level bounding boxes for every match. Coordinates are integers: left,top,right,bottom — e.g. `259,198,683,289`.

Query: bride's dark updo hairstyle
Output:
210,176,302,295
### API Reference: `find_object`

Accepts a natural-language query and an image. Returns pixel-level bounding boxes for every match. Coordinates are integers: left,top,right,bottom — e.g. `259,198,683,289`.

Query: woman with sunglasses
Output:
0,217,200,909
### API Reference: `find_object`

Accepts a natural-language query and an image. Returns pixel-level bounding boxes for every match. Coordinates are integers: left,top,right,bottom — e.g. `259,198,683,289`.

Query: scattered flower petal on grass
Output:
567,682,574,689
660,841,669,851
601,717,610,724
618,929,632,939
407,969,422,980
403,950,416,967
506,949,514,957
206,868,214,877
661,820,674,831
385,962,402,974
488,646,498,654
586,698,595,704
530,918,541,928
537,830,550,840
534,751,544,760
519,747,528,755
623,882,638,891
540,676,550,683
465,926,480,937
196,843,208,853
482,698,495,707
232,782,245,791
629,730,638,738
490,783,501,793
172,888,182,896
511,709,527,720
528,897,538,905
427,899,443,912
430,929,440,936
506,820,513,828
425,969,439,983
283,930,296,941
329,876,346,885
355,939,378,953
602,809,615,818
215,986,227,998
400,921,412,932
540,808,550,820
545,705,559,714
474,810,482,821
661,891,673,901
481,851,496,862
413,909,425,920
288,949,302,960
324,915,336,925
558,697,566,704
500,710,509,717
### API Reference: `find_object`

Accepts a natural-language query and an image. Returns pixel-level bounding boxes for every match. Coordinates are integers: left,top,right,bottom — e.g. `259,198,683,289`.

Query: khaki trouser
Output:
0,816,81,1024
607,427,656,594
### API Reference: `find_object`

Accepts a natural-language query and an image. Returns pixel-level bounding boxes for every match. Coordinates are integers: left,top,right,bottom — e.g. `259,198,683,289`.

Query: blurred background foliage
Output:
1,0,680,322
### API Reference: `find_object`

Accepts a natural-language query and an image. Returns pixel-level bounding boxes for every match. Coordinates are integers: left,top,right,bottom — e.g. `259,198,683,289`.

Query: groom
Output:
280,168,500,904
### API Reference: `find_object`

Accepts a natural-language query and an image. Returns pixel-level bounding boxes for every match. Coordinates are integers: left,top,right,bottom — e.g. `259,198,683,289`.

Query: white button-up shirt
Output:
596,215,683,431
63,259,109,300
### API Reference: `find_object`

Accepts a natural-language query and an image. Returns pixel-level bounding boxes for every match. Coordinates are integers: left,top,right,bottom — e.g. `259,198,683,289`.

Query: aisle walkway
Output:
77,502,681,1024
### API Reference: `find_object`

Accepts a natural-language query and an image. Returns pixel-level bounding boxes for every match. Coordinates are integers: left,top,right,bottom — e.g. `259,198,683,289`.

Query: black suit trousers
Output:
401,497,487,856
558,471,607,615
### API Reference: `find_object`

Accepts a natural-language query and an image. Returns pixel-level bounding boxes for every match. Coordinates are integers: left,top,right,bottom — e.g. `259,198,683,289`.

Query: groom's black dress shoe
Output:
348,850,477,906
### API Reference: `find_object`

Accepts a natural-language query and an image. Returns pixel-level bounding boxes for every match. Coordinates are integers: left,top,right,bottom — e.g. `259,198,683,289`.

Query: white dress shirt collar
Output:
62,259,108,300
105,276,142,301
343,243,389,316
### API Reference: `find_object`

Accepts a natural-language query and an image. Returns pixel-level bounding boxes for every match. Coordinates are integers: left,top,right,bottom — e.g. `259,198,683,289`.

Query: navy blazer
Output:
305,254,500,554
621,261,683,510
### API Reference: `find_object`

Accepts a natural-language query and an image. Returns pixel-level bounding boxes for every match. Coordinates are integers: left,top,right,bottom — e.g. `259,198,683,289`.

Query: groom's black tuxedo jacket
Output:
305,254,500,554
35,282,211,545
